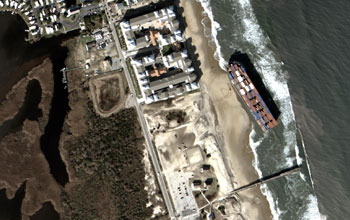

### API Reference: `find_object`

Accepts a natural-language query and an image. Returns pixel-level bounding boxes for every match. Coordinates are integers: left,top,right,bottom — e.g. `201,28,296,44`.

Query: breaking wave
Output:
197,0,325,219
249,129,282,220
302,195,328,220
237,0,297,166
197,0,227,69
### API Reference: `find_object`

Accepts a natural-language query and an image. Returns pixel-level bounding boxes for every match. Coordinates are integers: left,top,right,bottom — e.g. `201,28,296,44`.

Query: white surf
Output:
197,0,325,219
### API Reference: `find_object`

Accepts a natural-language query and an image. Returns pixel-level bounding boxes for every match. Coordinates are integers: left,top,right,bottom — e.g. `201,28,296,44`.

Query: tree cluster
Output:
83,14,104,34
62,108,152,220
166,110,187,123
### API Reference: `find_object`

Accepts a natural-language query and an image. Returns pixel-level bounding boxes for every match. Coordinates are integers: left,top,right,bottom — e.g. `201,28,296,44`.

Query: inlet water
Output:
39,46,70,187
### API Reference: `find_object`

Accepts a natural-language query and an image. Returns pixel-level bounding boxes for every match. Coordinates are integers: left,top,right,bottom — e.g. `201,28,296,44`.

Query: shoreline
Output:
0,9,32,42
180,0,273,219
0,59,63,218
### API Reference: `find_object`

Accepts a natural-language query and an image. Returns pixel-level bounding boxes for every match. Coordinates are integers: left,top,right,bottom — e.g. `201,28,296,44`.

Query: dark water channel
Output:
0,79,42,140
39,46,70,186
0,181,26,220
29,202,60,220
0,11,74,219
0,12,78,189
0,13,77,103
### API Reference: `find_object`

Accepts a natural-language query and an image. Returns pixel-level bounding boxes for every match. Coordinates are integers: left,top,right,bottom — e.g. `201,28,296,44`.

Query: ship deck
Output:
228,63,278,132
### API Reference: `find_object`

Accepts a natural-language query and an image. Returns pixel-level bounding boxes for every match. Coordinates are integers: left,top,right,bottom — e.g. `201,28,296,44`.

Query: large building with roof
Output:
120,5,199,104
120,6,181,50
130,48,199,104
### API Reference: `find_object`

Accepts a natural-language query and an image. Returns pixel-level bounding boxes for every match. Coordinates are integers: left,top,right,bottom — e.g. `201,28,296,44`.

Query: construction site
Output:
143,92,245,219
89,71,127,117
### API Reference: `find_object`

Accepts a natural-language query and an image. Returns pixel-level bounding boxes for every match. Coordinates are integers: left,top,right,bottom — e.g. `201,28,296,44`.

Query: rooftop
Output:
149,71,195,92
129,12,156,26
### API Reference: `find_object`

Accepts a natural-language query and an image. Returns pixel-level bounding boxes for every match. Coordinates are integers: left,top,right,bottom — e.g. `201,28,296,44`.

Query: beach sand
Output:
180,0,272,219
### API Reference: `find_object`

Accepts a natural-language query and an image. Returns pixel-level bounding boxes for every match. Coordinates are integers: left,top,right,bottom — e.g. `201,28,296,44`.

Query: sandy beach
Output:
180,0,273,219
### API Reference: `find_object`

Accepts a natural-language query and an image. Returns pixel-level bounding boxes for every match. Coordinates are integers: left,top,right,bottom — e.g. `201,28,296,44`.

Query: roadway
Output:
103,4,177,219
60,4,103,31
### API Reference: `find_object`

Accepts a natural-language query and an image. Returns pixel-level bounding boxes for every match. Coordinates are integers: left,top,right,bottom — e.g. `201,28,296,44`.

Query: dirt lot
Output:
89,71,128,117
99,77,120,111
72,32,119,78
143,92,237,218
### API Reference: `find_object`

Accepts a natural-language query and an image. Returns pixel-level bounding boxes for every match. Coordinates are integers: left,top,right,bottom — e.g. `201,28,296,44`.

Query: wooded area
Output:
62,106,152,220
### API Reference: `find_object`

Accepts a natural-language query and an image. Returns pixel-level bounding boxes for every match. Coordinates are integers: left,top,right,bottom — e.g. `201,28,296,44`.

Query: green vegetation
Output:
126,59,142,99
161,42,184,56
62,106,152,220
116,24,127,50
79,34,94,45
84,14,104,33
161,44,173,56
166,110,187,123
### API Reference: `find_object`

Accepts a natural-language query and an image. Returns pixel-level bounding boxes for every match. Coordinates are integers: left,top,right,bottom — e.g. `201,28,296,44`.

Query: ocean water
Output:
199,0,349,219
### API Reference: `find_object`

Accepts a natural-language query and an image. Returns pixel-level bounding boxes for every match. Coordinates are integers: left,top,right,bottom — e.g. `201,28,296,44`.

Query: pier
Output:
231,164,302,194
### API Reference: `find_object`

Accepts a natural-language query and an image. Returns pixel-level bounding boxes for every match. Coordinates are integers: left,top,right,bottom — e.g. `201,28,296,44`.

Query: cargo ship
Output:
228,60,278,132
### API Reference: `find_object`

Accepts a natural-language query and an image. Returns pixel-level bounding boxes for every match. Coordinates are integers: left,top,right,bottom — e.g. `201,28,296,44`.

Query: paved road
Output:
103,4,177,219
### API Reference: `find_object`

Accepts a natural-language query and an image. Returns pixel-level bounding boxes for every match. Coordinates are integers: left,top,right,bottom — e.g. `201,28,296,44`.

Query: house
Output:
193,180,201,186
204,178,214,187
191,179,202,190
200,164,211,173
85,40,97,52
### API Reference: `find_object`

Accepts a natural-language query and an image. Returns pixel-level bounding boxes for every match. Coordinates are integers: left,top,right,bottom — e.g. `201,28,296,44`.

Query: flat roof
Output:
130,12,156,26
150,72,196,91
136,36,149,48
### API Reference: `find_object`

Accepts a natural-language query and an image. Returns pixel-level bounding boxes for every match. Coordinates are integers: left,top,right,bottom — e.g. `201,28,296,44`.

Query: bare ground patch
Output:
143,92,234,218
89,72,127,117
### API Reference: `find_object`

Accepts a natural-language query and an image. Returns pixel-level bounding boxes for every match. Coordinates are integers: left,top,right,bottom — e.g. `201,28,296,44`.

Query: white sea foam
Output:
233,0,300,216
249,128,282,220
302,195,328,220
197,0,284,218
197,0,325,219
202,0,298,164
197,0,227,69
300,172,306,181
295,144,303,166
239,0,297,159
236,1,328,219
295,143,305,180
198,0,296,152
298,129,316,189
